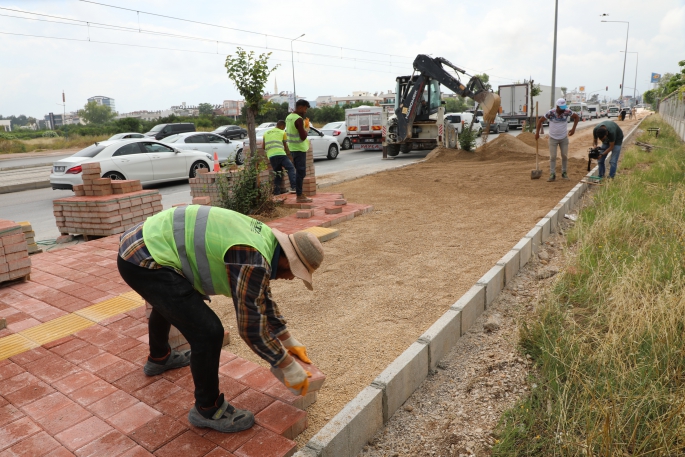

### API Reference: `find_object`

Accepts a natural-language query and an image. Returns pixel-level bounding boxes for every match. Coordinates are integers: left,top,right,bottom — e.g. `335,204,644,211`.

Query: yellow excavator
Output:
385,54,501,156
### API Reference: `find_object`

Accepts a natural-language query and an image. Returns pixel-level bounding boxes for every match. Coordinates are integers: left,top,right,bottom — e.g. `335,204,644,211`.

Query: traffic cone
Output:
213,152,220,172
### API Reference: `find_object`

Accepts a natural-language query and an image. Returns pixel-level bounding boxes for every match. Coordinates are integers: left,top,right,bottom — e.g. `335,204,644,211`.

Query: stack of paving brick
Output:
189,168,270,206
303,148,317,196
53,165,163,238
17,221,41,254
0,219,31,284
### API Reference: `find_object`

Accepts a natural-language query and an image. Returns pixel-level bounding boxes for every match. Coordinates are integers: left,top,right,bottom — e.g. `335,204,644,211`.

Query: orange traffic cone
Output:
213,152,220,172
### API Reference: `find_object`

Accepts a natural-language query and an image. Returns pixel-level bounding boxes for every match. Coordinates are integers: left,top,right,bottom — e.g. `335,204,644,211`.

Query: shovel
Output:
531,102,542,179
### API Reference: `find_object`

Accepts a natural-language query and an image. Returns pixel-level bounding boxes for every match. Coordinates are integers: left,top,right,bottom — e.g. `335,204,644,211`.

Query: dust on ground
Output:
208,140,591,446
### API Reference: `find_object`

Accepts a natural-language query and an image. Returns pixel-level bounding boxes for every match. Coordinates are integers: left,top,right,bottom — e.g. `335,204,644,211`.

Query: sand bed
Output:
208,140,591,445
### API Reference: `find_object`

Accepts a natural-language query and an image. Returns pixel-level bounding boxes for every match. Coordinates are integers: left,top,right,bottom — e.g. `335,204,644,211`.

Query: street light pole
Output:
620,51,638,103
551,0,558,108
601,18,629,105
290,33,305,105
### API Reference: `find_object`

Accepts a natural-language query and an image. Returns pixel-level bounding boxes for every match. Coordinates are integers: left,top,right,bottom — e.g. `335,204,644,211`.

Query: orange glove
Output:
281,335,312,364
304,118,310,130
282,359,311,396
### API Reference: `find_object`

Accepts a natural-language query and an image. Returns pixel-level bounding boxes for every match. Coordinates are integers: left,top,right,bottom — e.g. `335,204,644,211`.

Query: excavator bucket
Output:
474,92,501,124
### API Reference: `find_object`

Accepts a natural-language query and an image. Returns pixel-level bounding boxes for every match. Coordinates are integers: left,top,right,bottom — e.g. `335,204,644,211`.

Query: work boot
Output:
561,172,569,180
289,188,297,194
188,395,254,433
143,349,191,376
296,195,313,203
547,174,556,182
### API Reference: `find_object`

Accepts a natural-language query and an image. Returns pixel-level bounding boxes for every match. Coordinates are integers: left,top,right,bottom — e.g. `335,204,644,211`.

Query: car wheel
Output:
240,133,246,139
496,125,501,134
342,138,351,150
326,144,339,160
102,171,125,181
505,125,510,132
235,149,245,165
190,161,209,178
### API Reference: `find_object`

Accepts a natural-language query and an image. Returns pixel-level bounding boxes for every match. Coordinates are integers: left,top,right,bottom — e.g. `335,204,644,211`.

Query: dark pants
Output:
291,151,307,196
269,155,296,194
117,256,223,410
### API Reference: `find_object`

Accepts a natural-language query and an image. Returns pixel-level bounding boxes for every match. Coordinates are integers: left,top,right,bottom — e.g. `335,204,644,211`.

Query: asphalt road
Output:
0,118,605,242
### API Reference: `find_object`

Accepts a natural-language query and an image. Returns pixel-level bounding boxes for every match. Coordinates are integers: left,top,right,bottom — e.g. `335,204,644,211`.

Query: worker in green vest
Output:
286,99,312,203
264,120,296,195
117,205,324,434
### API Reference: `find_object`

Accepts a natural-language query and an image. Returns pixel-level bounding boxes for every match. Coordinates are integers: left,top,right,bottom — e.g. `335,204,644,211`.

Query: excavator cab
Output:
394,76,441,121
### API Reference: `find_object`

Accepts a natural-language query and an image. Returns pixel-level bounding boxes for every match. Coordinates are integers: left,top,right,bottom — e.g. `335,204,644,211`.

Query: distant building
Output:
378,90,396,113
115,110,173,121
222,100,245,118
318,91,381,107
315,95,334,107
0,120,11,132
87,95,116,113
43,112,84,129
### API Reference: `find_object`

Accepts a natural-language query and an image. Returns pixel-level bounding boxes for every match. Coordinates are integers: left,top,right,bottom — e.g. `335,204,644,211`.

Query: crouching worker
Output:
117,205,324,433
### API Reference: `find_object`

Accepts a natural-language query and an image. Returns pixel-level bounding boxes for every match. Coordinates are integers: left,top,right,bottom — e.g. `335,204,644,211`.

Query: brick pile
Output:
16,221,41,254
53,164,163,238
189,168,270,207
0,219,31,284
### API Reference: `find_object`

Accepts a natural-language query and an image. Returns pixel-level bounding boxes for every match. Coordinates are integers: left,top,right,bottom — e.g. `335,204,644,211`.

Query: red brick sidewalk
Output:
0,236,321,456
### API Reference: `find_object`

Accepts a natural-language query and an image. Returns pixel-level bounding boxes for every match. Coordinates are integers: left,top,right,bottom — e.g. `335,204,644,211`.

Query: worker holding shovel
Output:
117,206,324,433
536,98,579,182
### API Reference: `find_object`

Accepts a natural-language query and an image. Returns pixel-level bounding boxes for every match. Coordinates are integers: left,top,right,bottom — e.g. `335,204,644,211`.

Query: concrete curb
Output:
294,117,648,457
0,162,54,172
0,180,51,194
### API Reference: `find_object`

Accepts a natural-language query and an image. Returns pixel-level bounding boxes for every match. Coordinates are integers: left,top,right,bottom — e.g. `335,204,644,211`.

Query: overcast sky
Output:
1,0,683,118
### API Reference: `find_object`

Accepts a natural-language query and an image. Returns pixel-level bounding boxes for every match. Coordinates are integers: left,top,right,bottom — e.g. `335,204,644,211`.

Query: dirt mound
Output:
474,134,537,159
424,147,462,162
518,132,549,149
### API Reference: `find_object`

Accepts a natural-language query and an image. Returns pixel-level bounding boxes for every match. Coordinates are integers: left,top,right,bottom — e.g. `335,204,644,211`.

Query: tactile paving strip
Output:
75,296,142,322
19,314,95,346
0,333,38,359
302,226,340,242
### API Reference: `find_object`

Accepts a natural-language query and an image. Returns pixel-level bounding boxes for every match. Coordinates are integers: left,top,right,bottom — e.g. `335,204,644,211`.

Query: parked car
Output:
212,125,247,140
107,132,145,140
445,112,482,136
144,123,196,140
607,107,620,118
320,121,350,149
49,139,212,190
479,115,509,134
257,122,278,129
244,127,340,160
162,132,245,165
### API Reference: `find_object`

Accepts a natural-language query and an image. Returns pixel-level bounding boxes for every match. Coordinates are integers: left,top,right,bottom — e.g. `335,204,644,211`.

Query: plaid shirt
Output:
119,223,288,366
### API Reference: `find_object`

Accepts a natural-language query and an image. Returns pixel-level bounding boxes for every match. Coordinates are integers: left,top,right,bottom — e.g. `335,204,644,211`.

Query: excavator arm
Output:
395,54,500,143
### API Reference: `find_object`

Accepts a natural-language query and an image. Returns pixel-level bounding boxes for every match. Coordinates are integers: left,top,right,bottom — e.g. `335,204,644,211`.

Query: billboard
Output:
650,73,661,83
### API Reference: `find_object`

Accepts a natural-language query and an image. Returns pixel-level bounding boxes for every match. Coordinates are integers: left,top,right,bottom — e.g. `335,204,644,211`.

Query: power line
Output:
0,7,411,69
78,0,415,60
0,31,399,74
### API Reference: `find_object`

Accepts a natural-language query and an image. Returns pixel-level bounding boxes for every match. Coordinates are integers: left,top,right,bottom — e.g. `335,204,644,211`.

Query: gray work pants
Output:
549,136,569,175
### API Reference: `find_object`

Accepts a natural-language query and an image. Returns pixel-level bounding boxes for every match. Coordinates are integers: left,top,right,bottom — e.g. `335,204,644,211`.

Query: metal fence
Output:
659,91,685,141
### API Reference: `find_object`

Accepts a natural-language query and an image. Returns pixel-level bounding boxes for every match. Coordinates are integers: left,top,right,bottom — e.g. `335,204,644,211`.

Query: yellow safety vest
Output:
285,112,310,152
142,206,278,297
263,128,287,158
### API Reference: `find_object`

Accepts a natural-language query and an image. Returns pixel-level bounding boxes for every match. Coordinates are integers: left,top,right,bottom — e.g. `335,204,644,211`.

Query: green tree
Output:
78,101,115,124
115,117,141,133
642,88,657,106
444,97,472,113
474,73,491,91
225,48,279,155
198,103,214,117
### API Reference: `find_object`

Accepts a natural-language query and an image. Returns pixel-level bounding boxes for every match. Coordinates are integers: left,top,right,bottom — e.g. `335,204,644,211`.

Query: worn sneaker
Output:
143,349,191,376
561,172,569,180
547,174,556,182
188,396,254,433
296,195,313,203
289,188,297,194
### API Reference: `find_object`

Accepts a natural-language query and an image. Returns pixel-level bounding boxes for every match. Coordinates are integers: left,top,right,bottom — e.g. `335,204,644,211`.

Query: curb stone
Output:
0,180,51,194
296,117,648,457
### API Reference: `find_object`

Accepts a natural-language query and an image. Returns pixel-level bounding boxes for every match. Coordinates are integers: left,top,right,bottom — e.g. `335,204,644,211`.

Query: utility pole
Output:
601,17,629,106
290,33,305,110
551,0,558,108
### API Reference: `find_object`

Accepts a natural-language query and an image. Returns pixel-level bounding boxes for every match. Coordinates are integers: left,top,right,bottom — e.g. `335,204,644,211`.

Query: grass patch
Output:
493,115,685,456
0,135,110,154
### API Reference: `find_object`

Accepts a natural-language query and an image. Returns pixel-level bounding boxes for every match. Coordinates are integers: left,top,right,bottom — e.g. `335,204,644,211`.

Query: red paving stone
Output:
0,362,24,381
254,401,307,440
118,344,149,366
107,402,161,434
52,371,99,395
0,416,42,451
239,367,279,393
231,389,275,415
6,317,41,333
95,359,137,383
233,428,297,457
74,429,136,457
54,415,113,452
46,337,87,356
5,380,55,407
152,389,195,419
99,335,141,355
34,401,92,435
22,392,74,421
9,346,50,367
129,414,187,452
218,358,260,381
87,390,139,420
24,355,80,384
0,372,40,395
69,379,118,407
154,430,216,457
120,445,154,456
205,425,262,453
205,447,237,457
132,378,180,405
2,430,61,456
219,376,250,401
44,446,77,457
0,404,24,427
80,352,120,373
112,369,157,394
62,344,103,365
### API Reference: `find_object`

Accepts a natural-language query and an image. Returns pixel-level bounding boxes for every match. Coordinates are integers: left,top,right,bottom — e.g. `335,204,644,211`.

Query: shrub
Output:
216,156,278,216
42,130,59,138
0,132,16,140
458,125,477,151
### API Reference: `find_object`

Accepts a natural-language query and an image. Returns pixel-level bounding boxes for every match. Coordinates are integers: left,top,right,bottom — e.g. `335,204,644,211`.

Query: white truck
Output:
587,104,600,119
498,84,562,129
345,106,385,150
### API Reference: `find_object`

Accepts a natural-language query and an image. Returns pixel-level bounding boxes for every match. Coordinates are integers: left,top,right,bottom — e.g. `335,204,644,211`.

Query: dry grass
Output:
494,115,685,456
0,135,110,153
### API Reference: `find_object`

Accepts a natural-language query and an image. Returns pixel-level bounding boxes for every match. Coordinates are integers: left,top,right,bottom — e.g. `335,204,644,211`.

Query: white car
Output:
162,132,245,165
320,121,350,150
50,139,213,190
257,122,277,129
107,132,146,140
607,107,620,118
445,112,482,136
244,127,340,160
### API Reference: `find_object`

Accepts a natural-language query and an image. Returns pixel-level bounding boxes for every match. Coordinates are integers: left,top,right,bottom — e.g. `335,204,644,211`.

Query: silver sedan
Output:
162,132,245,165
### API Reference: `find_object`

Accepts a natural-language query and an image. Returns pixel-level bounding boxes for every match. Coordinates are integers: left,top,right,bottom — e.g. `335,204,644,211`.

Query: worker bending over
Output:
117,205,323,433
593,120,624,179
286,99,312,203
264,120,296,195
